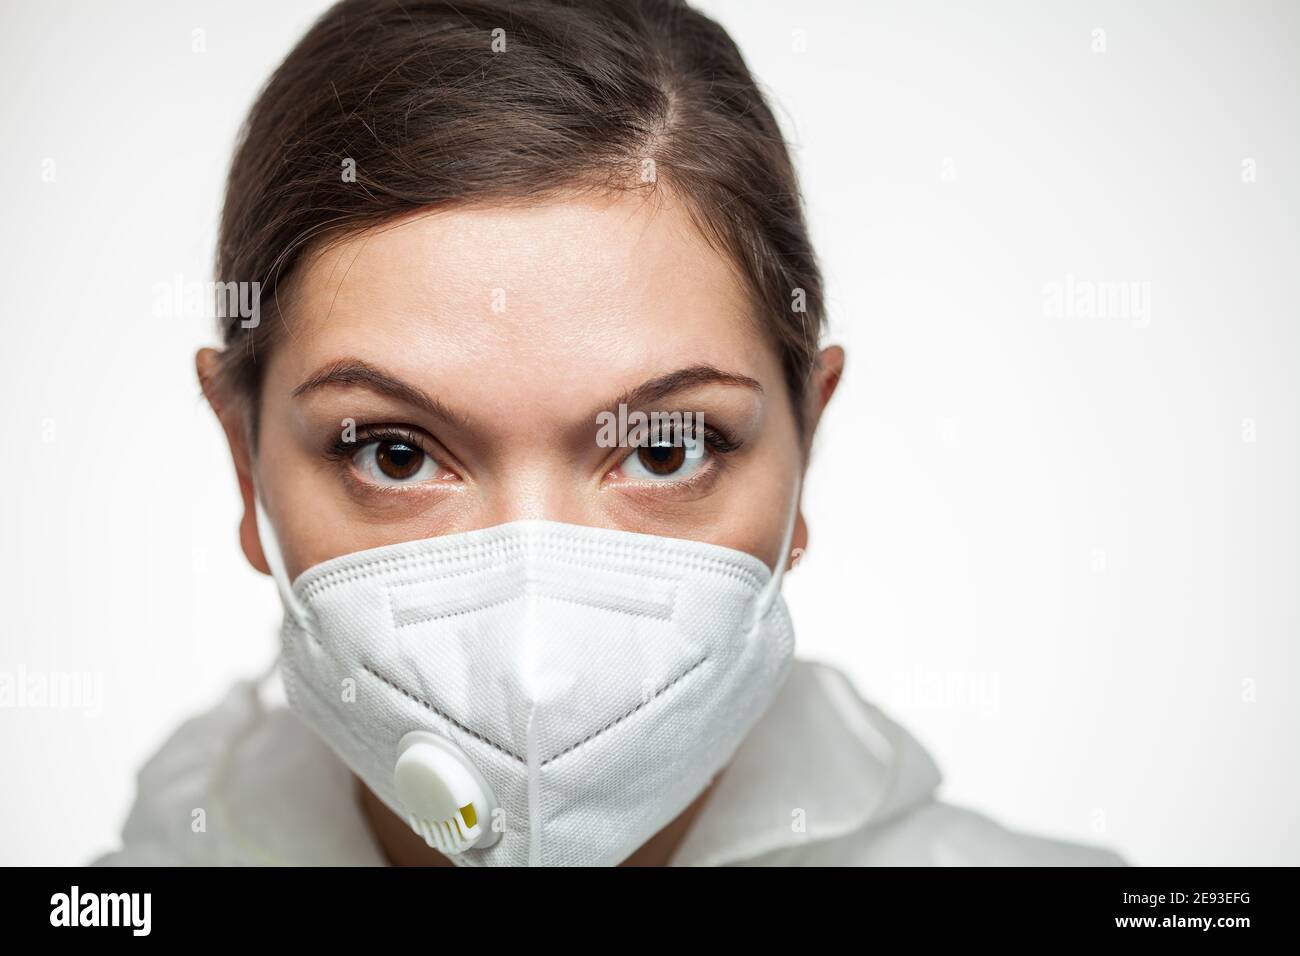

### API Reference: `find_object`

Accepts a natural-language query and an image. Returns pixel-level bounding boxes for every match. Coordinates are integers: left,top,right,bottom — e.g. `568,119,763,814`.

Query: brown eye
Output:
636,442,686,476
348,433,443,486
375,441,425,480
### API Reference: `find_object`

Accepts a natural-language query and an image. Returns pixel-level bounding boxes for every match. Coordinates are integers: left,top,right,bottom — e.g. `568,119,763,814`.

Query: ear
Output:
196,348,270,575
788,345,845,569
803,345,845,437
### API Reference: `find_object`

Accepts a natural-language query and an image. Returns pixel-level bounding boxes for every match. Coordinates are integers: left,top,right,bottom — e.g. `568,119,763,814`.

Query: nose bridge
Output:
478,462,592,528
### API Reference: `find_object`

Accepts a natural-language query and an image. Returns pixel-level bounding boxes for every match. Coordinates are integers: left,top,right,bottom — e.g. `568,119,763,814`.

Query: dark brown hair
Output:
215,0,825,439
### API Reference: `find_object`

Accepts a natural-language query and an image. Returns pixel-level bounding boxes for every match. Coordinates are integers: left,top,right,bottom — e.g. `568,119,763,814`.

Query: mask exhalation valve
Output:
394,730,501,855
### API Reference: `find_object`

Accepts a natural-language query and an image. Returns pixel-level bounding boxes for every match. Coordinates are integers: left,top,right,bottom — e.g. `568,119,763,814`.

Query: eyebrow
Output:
291,359,762,430
291,359,472,429
604,364,763,413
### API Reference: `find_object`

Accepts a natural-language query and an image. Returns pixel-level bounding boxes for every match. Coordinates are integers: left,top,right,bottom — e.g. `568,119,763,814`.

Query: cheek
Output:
712,456,802,573
734,371,804,528
251,393,356,577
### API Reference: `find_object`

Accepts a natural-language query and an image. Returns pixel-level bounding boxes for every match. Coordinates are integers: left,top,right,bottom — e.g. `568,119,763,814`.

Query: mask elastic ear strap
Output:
753,469,803,624
253,493,306,624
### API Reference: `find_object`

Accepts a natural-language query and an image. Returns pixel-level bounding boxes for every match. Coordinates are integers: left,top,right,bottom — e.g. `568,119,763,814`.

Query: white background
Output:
1,0,1296,866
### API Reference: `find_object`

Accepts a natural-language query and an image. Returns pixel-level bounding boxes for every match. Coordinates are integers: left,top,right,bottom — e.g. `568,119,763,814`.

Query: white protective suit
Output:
91,656,1127,867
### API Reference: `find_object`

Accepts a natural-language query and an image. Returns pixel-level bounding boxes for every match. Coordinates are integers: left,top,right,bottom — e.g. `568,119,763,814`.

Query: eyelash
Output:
614,424,742,468
656,425,741,455
324,426,434,463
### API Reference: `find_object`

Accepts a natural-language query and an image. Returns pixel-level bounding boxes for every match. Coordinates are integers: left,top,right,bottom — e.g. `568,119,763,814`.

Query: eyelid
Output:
609,424,742,488
327,424,464,479
327,425,428,457
628,423,740,454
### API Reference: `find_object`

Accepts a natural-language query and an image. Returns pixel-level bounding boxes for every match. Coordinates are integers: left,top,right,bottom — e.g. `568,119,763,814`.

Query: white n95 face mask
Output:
254,481,800,867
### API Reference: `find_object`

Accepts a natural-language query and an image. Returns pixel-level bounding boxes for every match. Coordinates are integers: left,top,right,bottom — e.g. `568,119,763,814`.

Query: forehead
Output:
273,190,777,413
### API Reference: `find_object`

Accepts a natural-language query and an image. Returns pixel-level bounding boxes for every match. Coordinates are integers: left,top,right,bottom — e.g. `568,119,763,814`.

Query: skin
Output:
198,186,844,866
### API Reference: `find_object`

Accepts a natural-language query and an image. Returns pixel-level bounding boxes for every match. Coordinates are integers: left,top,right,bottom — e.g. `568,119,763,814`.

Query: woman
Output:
96,0,1124,866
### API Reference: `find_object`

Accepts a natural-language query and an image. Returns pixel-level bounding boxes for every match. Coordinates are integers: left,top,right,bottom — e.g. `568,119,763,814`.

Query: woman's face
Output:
219,190,833,580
